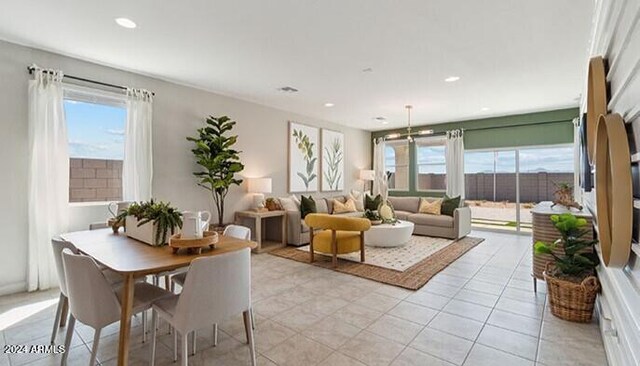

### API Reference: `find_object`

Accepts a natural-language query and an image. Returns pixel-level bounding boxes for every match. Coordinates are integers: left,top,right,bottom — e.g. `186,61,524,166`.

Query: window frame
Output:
63,84,128,204
415,136,447,193
385,139,410,192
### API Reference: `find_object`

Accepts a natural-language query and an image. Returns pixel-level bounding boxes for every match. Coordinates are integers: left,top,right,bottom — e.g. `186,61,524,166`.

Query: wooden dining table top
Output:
61,228,258,275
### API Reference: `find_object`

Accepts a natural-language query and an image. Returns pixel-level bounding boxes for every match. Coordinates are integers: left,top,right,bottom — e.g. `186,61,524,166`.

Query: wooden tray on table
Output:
169,231,219,254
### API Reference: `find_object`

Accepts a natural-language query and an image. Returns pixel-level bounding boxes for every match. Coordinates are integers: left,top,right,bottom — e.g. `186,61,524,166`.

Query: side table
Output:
531,201,594,292
234,210,287,253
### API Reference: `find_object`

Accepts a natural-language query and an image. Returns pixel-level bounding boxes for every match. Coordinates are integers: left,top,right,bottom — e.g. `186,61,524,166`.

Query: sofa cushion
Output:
301,219,310,233
365,194,382,211
408,213,454,228
394,210,412,220
316,198,329,213
387,197,420,213
333,198,357,214
348,190,367,211
326,196,346,214
333,211,364,218
279,196,299,211
419,198,442,215
441,195,461,217
300,196,317,219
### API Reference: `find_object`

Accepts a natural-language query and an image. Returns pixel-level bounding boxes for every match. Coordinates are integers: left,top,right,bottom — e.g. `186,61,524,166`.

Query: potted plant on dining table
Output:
115,199,183,246
534,213,600,322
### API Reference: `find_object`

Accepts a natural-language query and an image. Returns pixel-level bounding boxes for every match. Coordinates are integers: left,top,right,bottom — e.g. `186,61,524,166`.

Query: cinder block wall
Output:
69,158,122,202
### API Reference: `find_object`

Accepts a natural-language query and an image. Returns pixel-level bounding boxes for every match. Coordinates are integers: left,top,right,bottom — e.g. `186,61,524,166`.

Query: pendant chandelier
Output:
383,105,434,140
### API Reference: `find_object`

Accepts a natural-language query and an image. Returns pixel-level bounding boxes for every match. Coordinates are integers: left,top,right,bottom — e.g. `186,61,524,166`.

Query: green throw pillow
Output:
441,195,461,217
365,194,382,211
300,196,317,219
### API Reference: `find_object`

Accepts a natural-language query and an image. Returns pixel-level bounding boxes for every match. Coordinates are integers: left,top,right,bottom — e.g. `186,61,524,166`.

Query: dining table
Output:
60,228,257,366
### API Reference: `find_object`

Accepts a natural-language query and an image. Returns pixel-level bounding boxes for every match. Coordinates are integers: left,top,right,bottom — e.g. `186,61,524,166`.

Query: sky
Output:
65,100,125,160
386,145,574,174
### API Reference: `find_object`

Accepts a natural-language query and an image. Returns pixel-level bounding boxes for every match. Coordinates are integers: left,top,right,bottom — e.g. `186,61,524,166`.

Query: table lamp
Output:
359,169,375,192
247,178,272,212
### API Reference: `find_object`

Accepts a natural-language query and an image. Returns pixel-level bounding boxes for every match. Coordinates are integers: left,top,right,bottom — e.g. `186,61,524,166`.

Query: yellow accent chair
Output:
304,213,372,267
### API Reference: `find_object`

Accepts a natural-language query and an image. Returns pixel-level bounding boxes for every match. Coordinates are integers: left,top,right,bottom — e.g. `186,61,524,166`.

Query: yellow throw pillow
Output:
333,198,357,214
419,198,442,215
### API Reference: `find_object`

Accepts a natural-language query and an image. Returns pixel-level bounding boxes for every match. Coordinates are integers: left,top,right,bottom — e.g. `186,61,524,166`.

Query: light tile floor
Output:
0,230,608,366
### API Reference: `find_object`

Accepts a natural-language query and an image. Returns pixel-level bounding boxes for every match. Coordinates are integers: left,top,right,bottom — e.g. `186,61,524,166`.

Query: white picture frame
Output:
289,121,319,193
321,129,345,191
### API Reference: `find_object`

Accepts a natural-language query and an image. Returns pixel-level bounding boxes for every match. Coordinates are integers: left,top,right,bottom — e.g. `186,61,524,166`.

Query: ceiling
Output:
0,0,593,131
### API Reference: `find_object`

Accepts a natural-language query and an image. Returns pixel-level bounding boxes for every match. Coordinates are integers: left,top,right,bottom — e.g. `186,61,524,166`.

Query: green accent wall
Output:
371,108,578,197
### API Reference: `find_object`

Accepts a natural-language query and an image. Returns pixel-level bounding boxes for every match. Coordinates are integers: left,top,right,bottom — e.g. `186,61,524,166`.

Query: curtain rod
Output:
374,119,571,141
27,66,155,96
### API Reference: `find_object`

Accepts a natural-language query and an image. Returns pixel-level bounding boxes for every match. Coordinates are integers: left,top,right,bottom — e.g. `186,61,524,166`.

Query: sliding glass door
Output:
464,144,574,232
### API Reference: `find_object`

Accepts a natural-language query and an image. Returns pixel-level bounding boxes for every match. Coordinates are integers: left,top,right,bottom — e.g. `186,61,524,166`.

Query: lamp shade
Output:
359,170,375,181
247,178,272,193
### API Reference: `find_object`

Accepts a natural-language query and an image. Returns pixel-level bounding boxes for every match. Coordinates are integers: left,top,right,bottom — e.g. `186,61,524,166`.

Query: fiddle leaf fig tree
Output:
187,115,244,227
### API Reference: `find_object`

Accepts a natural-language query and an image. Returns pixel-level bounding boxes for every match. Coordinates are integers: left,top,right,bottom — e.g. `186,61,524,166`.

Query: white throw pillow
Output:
348,190,369,212
279,196,299,211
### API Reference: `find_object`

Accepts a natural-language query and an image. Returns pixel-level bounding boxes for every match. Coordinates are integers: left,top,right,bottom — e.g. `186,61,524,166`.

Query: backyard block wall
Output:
69,158,123,202
412,172,573,202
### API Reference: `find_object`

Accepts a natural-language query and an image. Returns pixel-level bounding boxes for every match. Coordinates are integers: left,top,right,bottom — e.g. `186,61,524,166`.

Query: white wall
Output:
583,0,640,364
0,39,371,295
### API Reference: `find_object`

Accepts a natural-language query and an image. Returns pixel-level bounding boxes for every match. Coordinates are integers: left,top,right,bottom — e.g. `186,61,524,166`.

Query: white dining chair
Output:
150,248,256,366
50,238,77,345
170,224,254,354
60,249,173,366
223,224,251,240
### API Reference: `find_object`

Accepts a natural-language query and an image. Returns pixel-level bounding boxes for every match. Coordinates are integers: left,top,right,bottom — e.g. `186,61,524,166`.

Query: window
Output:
416,137,446,191
64,86,126,203
385,140,409,190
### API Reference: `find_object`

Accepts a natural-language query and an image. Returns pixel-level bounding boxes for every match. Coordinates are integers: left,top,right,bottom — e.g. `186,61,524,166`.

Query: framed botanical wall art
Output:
321,128,345,191
289,121,319,192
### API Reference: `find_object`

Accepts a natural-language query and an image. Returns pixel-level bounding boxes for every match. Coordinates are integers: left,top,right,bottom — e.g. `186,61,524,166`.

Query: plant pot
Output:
543,266,600,323
125,216,178,246
369,220,382,226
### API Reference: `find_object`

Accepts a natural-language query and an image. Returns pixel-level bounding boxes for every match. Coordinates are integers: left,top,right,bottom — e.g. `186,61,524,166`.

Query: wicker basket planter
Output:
543,264,600,323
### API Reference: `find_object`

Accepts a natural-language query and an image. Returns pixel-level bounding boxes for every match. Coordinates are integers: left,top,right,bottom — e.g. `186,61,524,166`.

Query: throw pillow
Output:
300,195,317,219
365,194,382,211
348,190,367,211
278,197,298,211
333,198,357,214
419,198,442,215
441,195,461,217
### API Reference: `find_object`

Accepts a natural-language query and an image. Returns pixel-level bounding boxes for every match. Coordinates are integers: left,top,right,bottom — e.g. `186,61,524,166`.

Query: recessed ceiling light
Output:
324,103,334,107
115,17,137,29
373,117,388,124
444,76,460,82
481,107,490,111
362,67,373,73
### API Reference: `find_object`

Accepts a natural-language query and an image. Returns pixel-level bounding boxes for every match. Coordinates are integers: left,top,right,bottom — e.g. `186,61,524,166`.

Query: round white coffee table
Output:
364,220,415,247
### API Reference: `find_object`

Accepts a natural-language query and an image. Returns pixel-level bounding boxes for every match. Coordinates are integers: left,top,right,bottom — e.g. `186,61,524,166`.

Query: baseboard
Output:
0,281,27,296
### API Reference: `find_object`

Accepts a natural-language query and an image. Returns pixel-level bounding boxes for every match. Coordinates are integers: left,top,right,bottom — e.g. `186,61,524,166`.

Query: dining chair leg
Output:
331,230,338,268
213,324,218,346
243,310,257,366
181,333,188,366
191,330,196,355
59,295,69,327
142,310,147,343
250,309,256,330
173,329,178,362
164,275,171,290
50,293,65,344
89,328,101,366
150,311,158,366
61,315,76,365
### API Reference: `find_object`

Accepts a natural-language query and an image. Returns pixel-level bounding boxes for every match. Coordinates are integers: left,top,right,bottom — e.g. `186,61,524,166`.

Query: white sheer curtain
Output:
573,117,582,203
372,138,389,200
445,129,465,198
123,88,153,201
27,66,69,291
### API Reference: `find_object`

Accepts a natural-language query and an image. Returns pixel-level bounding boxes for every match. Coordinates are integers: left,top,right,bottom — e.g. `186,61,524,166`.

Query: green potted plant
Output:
363,209,382,225
187,115,245,229
534,213,600,322
116,200,183,246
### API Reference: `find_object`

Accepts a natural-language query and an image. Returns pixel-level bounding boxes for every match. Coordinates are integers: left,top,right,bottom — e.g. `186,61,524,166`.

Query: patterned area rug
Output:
295,235,455,271
270,235,484,290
